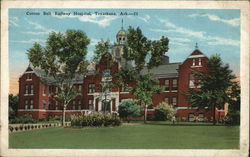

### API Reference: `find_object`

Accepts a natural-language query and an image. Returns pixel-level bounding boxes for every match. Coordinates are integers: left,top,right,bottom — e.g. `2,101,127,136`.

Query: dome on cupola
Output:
116,19,127,45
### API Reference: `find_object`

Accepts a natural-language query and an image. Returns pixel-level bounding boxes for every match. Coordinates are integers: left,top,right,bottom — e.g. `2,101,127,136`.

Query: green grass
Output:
9,121,239,149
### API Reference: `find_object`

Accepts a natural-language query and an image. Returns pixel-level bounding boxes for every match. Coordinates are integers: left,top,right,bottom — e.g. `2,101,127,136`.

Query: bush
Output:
118,99,141,123
71,113,121,128
155,102,176,121
10,115,35,124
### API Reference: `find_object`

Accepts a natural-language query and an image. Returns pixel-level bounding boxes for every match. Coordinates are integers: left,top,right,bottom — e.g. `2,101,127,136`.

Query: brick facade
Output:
17,28,225,121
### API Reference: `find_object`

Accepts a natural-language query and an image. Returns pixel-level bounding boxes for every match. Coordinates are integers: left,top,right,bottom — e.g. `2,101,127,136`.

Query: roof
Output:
116,28,126,37
140,63,181,78
26,66,84,85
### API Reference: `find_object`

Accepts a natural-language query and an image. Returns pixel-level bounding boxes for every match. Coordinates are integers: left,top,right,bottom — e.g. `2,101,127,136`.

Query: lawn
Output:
9,121,239,149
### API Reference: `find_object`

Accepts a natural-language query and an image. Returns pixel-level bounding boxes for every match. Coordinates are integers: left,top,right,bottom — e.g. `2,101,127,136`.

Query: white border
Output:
1,1,249,157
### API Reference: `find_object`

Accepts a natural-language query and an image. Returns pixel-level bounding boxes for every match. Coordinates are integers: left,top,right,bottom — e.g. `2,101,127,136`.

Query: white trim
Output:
18,109,90,112
120,92,129,94
26,79,32,81
217,109,225,112
18,109,46,112
191,65,203,68
188,54,206,59
171,90,178,92
176,107,198,110
24,71,35,74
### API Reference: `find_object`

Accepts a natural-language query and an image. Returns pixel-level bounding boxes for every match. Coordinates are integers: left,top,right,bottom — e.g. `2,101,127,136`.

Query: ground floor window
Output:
198,113,205,121
188,113,195,122
101,100,111,113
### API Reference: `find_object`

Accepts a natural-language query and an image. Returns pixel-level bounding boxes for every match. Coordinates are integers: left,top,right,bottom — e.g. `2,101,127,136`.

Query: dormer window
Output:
192,59,195,66
198,58,202,66
26,73,32,80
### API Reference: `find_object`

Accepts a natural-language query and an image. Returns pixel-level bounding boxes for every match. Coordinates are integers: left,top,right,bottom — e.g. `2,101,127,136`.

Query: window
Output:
121,84,129,92
78,100,81,110
172,97,177,106
88,84,95,93
55,101,59,110
78,85,82,93
30,100,33,109
164,80,170,91
115,48,120,57
172,79,177,90
198,113,205,121
189,74,195,88
55,87,59,93
30,85,34,95
188,113,195,122
88,99,94,110
42,100,46,110
25,85,29,94
72,101,76,110
164,97,169,104
43,86,46,96
25,100,28,109
26,73,32,80
198,58,202,66
192,59,195,66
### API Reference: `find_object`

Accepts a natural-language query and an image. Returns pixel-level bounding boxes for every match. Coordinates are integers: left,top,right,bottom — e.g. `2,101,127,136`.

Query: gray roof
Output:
140,63,181,78
31,67,84,85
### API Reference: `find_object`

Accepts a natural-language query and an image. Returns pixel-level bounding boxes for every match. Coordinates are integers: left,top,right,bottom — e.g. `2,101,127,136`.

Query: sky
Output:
9,9,240,95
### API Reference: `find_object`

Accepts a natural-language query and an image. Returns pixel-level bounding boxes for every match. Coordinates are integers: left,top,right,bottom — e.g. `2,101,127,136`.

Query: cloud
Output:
206,35,240,46
90,38,100,46
188,13,240,27
138,15,151,23
10,39,45,44
52,14,118,28
9,16,19,27
151,17,240,47
24,20,56,35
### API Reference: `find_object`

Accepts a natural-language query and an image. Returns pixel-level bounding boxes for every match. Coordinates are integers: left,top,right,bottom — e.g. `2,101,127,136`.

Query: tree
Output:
93,40,111,63
155,102,176,121
118,99,141,123
9,94,19,120
184,54,236,125
27,30,90,126
224,82,240,125
118,26,169,123
132,74,162,123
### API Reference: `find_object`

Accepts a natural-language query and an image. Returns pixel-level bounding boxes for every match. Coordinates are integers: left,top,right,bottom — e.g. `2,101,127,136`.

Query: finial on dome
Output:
121,19,124,29
195,42,198,49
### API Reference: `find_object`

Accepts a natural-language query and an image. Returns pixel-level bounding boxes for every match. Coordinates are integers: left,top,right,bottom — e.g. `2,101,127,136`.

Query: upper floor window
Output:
189,74,195,88
30,85,34,94
26,73,32,80
172,79,178,91
192,59,195,66
25,85,29,94
30,100,34,109
43,86,46,96
198,58,202,66
88,84,95,93
164,80,170,91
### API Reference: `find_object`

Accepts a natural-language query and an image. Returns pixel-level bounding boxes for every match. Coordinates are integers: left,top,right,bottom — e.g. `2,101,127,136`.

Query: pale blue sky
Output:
9,9,240,94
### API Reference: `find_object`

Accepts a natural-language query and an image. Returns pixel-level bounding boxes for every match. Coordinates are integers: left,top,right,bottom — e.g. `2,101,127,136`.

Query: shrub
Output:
71,113,121,127
155,102,176,121
118,99,141,123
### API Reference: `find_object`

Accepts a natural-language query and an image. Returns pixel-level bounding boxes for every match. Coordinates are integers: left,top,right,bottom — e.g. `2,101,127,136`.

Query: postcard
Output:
1,1,249,157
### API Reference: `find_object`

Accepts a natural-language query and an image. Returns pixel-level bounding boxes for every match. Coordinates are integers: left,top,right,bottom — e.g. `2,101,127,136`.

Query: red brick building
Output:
18,27,225,121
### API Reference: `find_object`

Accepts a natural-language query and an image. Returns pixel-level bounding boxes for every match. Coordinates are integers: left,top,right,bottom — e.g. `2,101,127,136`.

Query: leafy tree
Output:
119,26,169,123
9,94,19,120
118,99,141,123
184,54,236,125
27,30,90,126
132,74,162,123
155,102,176,121
93,40,111,63
224,82,240,125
